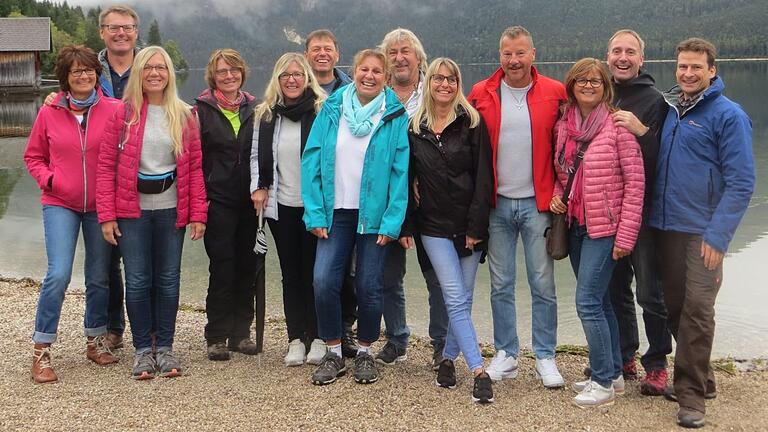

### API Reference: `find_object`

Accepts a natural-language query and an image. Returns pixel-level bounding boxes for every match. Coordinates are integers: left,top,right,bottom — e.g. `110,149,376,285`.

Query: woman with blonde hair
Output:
550,58,644,408
401,58,495,403
196,49,260,361
250,52,327,367
97,46,207,380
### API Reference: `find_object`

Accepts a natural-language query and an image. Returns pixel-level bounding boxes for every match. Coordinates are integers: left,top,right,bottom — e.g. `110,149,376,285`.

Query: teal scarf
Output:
342,84,385,137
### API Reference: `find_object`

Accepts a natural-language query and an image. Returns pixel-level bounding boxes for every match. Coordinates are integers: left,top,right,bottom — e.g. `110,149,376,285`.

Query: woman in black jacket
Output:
196,49,260,361
400,57,495,403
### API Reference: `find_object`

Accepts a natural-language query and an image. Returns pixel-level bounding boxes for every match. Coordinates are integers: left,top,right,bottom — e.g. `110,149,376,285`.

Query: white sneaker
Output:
305,339,327,365
485,350,518,382
284,339,306,367
572,376,625,395
535,357,565,388
573,381,615,409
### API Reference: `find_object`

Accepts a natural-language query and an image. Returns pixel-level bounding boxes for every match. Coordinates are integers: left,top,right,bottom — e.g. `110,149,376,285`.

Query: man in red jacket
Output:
468,26,566,388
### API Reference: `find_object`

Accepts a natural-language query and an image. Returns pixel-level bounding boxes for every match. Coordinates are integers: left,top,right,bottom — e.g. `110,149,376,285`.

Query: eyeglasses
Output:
278,72,306,81
575,78,604,88
100,24,137,34
215,68,242,78
69,68,97,77
143,64,169,73
431,74,458,85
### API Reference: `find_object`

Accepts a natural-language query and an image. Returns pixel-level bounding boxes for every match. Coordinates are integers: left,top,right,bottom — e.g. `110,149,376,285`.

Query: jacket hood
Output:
663,75,724,107
614,70,656,88
484,65,541,91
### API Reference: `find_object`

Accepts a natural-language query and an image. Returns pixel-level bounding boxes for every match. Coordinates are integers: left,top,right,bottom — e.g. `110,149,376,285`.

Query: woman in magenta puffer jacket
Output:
96,46,207,380
24,45,121,384
550,58,644,409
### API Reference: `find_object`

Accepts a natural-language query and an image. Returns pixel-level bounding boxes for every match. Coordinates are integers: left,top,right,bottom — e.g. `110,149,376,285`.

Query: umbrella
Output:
253,211,267,353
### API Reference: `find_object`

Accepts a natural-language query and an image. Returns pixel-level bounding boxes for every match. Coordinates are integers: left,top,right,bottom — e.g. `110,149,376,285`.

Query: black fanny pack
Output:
137,170,176,194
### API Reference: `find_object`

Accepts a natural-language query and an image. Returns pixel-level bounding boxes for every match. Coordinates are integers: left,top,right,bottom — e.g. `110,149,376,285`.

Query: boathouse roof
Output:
0,17,51,52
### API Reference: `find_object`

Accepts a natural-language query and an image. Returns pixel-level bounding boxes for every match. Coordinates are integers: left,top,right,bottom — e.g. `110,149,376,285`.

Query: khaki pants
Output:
657,230,721,414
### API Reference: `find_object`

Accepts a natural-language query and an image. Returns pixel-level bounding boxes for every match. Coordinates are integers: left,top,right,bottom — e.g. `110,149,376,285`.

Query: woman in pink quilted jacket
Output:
96,46,207,380
550,58,644,409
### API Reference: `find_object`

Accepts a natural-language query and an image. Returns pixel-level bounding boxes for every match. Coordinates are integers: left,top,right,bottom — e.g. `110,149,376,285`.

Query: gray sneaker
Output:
131,350,156,380
156,349,183,378
207,341,231,361
312,352,346,385
375,342,407,365
354,352,379,384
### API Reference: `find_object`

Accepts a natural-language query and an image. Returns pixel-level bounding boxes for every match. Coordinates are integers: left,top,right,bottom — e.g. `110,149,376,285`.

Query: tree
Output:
84,7,104,52
164,40,188,71
147,19,162,46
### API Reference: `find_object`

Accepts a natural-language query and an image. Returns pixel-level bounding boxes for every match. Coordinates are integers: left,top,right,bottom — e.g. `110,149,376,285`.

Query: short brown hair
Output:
564,58,615,109
305,29,338,51
54,45,102,92
351,49,390,81
676,37,717,67
98,5,139,27
204,48,249,89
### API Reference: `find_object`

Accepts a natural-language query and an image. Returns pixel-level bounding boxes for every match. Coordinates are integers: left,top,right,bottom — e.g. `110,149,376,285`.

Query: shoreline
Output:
3,277,767,431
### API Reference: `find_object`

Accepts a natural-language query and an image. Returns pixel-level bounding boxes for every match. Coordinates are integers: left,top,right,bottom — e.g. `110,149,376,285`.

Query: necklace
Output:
509,91,526,110
394,81,417,103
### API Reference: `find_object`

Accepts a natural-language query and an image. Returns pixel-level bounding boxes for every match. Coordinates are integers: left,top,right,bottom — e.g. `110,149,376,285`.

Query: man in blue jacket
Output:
650,38,755,429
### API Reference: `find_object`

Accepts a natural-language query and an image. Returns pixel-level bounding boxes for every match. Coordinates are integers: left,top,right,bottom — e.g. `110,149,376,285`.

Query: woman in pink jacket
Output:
24,45,121,384
97,46,207,380
550,58,644,409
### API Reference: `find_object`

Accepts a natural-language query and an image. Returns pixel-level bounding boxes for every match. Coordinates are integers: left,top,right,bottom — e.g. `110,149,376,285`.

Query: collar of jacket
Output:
484,65,541,93
195,87,258,119
614,70,656,88
52,87,105,110
663,75,724,111
324,84,406,124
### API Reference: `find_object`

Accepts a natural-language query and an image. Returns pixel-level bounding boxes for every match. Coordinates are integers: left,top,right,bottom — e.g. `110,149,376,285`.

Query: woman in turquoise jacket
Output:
301,48,409,386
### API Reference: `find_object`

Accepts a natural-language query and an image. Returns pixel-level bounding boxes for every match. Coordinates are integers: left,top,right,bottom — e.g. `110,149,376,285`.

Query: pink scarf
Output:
214,89,245,112
561,103,610,226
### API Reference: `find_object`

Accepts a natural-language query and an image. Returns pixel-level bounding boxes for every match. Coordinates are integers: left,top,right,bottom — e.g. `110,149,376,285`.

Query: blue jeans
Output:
314,210,387,343
33,206,112,343
421,236,484,371
382,242,410,349
118,208,185,351
488,196,557,358
424,268,448,349
569,224,622,388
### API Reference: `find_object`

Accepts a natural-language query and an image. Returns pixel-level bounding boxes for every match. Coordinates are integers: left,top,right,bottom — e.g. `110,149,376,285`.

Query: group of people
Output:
23,4,755,428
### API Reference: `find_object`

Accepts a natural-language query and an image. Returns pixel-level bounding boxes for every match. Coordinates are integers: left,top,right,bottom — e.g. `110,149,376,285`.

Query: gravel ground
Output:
2,278,767,431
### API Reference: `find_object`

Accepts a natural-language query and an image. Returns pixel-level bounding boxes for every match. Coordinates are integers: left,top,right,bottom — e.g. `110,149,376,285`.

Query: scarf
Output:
560,102,610,226
214,88,246,112
67,89,99,111
257,88,317,189
342,84,385,137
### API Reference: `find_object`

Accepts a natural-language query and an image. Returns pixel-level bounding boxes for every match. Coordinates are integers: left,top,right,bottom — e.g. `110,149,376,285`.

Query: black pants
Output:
204,201,258,345
106,246,126,335
608,225,672,370
268,204,318,343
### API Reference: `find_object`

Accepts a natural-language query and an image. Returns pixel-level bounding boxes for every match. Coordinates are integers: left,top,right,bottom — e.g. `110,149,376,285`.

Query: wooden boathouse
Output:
0,17,51,92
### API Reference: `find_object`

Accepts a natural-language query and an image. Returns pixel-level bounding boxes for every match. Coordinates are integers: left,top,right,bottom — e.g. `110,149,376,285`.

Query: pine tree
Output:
164,40,188,71
147,19,162,46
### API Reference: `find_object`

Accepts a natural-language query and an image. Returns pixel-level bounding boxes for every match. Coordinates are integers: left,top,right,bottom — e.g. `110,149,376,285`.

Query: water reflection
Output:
0,94,41,137
1,61,766,357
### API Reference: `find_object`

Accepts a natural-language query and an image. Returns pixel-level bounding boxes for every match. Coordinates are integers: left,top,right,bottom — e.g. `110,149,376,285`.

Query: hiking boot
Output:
573,376,625,395
435,359,456,389
341,330,359,359
306,339,327,365
86,335,118,365
284,339,306,367
207,341,231,361
312,352,346,385
664,385,717,402
486,350,518,381
375,342,407,365
156,349,183,378
640,368,668,396
103,332,124,350
573,380,615,409
230,338,259,355
131,350,157,380
31,344,58,384
622,358,638,380
353,352,379,384
677,408,706,428
535,357,565,388
472,372,494,404
431,343,445,371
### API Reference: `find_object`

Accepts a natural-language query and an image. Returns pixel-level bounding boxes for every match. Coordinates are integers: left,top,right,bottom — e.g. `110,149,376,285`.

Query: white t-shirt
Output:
497,80,534,199
275,117,303,207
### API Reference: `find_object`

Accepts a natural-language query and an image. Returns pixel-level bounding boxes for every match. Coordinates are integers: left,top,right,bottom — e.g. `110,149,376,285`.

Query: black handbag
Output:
546,141,588,260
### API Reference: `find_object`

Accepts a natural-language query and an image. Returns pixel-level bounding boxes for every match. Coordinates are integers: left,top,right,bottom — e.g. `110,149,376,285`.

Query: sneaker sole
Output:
375,354,407,366
573,385,624,395
312,368,347,386
471,395,495,404
640,383,666,396
535,370,565,389
159,369,182,378
131,371,155,380
677,417,706,428
487,369,518,382
435,379,456,390
285,359,305,367
354,375,379,384
208,354,231,361
572,398,615,409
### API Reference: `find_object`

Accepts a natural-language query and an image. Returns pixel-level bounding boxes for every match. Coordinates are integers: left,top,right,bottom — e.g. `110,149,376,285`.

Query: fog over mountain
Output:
68,0,768,67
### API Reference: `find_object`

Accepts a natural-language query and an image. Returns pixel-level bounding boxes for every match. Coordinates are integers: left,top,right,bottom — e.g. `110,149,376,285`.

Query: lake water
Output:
1,62,766,358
